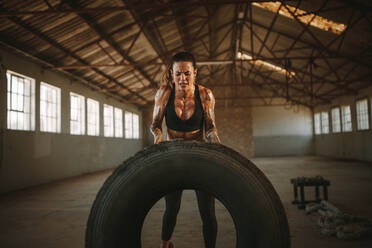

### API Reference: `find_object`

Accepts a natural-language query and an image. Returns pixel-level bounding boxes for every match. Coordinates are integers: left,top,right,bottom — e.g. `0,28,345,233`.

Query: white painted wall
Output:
252,105,314,156
0,47,143,193
253,105,313,136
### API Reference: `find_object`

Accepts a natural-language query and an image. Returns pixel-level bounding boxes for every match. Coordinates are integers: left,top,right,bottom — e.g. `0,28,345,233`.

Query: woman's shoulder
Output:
155,85,172,102
197,84,213,97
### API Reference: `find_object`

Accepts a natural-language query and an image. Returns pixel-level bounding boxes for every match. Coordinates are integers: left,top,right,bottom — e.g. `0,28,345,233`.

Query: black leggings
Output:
161,190,217,248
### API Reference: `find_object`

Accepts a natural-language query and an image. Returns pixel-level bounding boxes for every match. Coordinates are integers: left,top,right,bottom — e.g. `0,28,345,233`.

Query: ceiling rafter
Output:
324,72,372,100
96,41,119,64
238,4,249,53
122,0,223,78
1,1,371,108
125,20,149,57
238,63,332,106
205,2,214,57
66,1,158,100
280,2,364,94
240,14,366,99
56,20,138,62
122,0,169,70
246,1,282,78
168,1,191,51
228,3,240,104
0,9,151,106
0,36,136,106
0,1,271,17
246,14,371,69
109,20,235,91
151,16,170,56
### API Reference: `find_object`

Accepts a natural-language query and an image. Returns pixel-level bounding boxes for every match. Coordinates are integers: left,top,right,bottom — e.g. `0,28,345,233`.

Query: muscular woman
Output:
150,52,220,248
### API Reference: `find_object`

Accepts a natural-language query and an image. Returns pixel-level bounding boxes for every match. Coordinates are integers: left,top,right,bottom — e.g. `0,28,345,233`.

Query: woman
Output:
151,52,220,248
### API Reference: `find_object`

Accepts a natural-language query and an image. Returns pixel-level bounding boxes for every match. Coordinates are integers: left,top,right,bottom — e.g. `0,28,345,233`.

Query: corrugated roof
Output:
0,0,371,108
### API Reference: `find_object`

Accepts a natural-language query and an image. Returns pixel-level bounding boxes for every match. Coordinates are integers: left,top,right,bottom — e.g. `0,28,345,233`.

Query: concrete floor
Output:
0,156,371,248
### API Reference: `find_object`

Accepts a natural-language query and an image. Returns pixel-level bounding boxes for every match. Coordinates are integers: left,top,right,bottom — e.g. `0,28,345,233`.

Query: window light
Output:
125,111,140,139
6,70,35,131
356,99,369,130
125,111,133,139
40,82,61,133
133,113,139,139
331,107,341,133
114,108,123,138
341,105,352,132
87,98,100,136
104,104,114,137
314,113,321,135
252,2,347,35
237,52,295,77
321,112,329,134
70,92,85,135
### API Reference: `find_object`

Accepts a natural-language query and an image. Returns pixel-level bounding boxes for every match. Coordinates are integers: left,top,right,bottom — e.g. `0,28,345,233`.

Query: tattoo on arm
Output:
151,88,169,143
204,90,220,143
155,89,161,99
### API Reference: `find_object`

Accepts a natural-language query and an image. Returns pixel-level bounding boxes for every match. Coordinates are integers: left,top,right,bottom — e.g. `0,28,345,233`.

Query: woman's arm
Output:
150,86,171,144
201,87,220,143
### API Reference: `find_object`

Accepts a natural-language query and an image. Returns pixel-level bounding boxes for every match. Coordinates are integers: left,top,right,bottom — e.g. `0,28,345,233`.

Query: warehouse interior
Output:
0,0,371,247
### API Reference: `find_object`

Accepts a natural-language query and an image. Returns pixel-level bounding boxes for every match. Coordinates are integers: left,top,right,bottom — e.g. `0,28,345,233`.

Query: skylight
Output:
237,52,295,77
252,2,347,35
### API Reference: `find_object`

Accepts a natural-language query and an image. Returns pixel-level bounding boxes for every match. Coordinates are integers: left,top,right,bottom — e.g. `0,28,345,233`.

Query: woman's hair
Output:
162,51,197,88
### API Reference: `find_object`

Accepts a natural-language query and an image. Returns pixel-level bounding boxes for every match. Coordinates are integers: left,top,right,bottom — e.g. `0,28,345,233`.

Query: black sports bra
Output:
165,85,204,132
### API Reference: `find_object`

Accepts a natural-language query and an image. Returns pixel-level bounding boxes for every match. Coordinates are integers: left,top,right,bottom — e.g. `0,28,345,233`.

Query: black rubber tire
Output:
85,140,290,248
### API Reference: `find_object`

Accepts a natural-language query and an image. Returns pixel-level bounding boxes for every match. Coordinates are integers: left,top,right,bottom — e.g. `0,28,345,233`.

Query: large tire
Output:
85,141,290,248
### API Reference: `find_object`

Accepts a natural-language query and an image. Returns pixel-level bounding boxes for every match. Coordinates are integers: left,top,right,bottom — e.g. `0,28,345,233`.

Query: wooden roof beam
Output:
66,1,158,94
1,5,148,105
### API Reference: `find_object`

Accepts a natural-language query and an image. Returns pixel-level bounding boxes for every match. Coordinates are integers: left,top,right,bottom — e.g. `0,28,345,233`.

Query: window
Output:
114,108,123,138
133,113,139,139
103,106,123,138
356,99,369,130
314,113,321,135
40,82,61,133
6,70,35,131
125,111,140,139
87,98,99,136
70,92,85,135
321,112,329,134
331,107,341,133
103,104,114,137
125,111,133,138
341,105,352,132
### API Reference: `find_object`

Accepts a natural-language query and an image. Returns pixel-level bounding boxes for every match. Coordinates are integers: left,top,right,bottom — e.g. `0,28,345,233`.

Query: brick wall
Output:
215,106,254,158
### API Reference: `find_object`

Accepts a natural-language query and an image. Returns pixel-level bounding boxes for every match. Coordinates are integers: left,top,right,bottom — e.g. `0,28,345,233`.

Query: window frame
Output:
341,105,352,132
355,98,370,131
114,107,123,138
314,113,321,135
330,106,341,134
321,111,330,134
370,97,372,129
6,70,35,131
125,111,140,139
125,111,133,139
70,92,86,135
40,82,61,133
87,98,100,136
103,104,114,137
132,113,139,139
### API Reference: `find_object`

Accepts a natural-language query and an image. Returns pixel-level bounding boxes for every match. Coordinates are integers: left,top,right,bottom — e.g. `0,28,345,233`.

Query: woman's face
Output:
171,61,197,90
